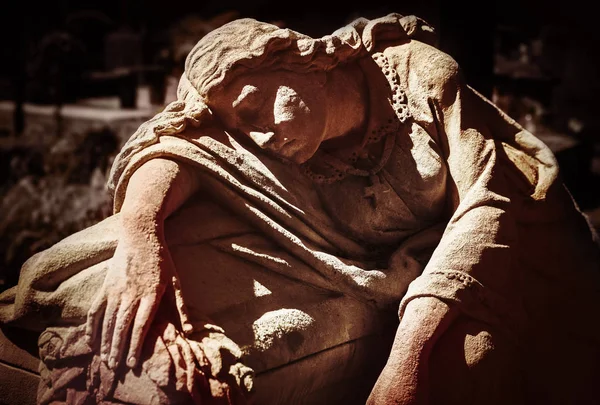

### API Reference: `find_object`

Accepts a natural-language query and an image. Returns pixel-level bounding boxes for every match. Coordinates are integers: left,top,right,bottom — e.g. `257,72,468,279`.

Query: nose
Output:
248,131,276,149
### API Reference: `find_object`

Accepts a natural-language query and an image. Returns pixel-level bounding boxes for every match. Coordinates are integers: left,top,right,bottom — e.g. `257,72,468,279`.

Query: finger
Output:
169,275,193,335
86,288,107,346
165,334,186,391
126,293,161,368
232,363,255,394
101,296,119,364
217,335,242,360
201,335,223,377
175,334,197,394
109,296,139,370
202,333,244,377
189,341,209,368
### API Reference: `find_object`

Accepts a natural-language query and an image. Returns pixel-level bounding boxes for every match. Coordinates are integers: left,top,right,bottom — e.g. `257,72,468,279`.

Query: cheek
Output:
276,119,320,151
273,104,323,145
273,86,310,126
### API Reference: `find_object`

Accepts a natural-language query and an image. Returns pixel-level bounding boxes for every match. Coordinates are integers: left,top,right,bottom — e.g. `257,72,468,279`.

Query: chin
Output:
288,144,320,164
288,152,310,164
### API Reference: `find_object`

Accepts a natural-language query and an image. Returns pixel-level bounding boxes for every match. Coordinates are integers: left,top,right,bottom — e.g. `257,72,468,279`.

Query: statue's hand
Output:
190,329,255,397
86,234,167,370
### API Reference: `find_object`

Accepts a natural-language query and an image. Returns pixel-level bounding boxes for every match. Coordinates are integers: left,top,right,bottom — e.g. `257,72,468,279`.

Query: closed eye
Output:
233,85,264,119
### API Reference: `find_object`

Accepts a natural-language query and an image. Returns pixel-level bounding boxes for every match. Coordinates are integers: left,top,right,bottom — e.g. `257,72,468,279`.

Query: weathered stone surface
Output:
0,326,39,405
1,12,600,404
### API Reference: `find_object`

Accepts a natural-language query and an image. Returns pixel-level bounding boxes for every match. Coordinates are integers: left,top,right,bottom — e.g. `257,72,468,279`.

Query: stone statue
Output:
2,13,600,405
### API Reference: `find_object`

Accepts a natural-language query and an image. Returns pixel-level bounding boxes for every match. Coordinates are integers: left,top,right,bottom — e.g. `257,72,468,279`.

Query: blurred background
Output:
0,0,598,291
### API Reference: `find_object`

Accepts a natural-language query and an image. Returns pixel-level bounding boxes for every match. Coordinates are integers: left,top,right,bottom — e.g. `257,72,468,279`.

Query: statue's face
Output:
208,70,328,163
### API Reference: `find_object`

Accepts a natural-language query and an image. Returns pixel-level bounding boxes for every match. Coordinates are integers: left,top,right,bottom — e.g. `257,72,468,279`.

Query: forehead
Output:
219,69,317,99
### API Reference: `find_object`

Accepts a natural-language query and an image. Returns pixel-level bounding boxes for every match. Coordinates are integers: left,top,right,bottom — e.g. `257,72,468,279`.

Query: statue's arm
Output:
368,297,459,404
371,42,521,403
118,157,201,235
86,157,200,370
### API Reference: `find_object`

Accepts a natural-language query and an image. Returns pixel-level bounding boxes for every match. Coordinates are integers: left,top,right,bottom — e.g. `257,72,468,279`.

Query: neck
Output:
322,64,368,142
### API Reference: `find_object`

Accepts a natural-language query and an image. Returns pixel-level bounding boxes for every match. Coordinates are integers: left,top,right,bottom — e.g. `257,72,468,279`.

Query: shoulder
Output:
384,40,462,102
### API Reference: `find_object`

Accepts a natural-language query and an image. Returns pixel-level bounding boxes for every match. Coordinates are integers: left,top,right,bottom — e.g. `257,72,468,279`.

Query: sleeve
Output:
393,40,565,340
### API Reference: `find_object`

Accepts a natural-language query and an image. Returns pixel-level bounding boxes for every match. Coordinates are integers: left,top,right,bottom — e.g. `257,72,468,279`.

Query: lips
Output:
259,133,294,152
276,138,299,157
279,137,295,149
